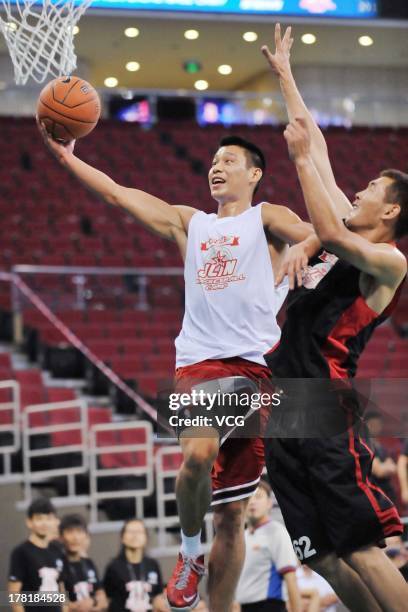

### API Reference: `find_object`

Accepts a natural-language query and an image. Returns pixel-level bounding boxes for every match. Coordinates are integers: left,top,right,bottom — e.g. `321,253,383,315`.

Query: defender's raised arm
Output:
262,24,352,218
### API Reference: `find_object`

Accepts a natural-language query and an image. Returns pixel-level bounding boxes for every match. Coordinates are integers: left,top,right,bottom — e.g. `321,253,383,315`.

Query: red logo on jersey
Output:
303,251,338,289
197,238,246,291
198,251,237,279
201,235,239,251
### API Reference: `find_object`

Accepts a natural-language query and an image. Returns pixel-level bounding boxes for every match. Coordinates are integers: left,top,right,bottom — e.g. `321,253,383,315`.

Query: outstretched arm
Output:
38,121,197,241
262,24,352,217
284,118,406,286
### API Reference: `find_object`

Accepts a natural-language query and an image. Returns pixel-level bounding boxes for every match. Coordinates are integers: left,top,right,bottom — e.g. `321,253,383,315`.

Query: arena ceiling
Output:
0,13,407,91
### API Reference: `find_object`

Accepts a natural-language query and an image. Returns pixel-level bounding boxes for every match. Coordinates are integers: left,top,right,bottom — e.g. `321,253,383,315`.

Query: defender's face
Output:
122,520,147,550
345,176,395,230
208,146,256,202
246,487,272,522
61,527,88,555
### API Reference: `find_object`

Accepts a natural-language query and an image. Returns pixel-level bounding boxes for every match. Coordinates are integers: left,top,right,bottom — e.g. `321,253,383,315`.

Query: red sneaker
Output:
166,553,205,611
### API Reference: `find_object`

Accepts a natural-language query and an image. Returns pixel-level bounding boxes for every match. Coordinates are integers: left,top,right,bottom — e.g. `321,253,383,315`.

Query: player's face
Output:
208,146,258,203
27,513,56,539
122,520,147,550
246,487,272,522
345,176,396,231
61,527,88,555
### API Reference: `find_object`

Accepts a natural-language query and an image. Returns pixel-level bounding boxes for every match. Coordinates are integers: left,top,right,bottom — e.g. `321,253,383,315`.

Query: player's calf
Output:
208,500,248,612
168,435,219,611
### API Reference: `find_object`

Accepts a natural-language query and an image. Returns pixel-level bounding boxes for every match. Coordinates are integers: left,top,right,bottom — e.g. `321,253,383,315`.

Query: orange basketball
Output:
37,75,101,142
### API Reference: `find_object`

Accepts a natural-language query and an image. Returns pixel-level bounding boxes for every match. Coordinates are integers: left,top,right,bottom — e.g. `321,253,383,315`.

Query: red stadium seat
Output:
47,388,77,402
88,406,112,425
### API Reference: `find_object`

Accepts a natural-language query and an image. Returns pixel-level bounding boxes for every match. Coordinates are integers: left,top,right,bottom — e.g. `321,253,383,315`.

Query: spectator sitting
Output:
8,497,64,612
59,513,108,611
103,519,167,611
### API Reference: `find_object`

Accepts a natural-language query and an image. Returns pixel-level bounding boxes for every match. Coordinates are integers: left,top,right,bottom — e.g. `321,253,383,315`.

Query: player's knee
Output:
183,439,219,476
308,553,341,582
213,500,246,537
344,546,382,574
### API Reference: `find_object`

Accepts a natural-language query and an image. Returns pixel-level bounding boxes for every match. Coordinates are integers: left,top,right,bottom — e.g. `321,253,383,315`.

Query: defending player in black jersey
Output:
261,25,408,612
59,514,107,611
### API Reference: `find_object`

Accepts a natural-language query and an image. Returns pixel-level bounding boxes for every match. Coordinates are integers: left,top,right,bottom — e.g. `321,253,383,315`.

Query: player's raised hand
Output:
275,242,309,290
36,116,76,162
261,23,294,77
284,117,311,162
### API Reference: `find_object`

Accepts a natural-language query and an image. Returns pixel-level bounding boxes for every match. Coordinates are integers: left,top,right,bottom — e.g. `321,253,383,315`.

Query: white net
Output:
0,0,92,85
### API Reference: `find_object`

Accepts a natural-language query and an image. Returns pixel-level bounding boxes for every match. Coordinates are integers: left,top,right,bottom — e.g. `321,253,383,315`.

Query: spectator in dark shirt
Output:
59,514,107,611
103,519,167,611
366,411,397,503
8,498,65,612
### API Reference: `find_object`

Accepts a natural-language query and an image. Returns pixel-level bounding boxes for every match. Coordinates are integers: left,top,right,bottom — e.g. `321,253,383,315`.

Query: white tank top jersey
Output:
175,204,289,367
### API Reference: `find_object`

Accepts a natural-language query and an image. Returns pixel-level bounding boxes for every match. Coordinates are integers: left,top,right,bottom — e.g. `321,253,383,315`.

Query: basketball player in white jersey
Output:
38,122,315,612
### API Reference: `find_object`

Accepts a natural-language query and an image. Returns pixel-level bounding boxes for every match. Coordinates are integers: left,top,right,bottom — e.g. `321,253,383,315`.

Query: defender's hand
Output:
276,242,309,290
284,117,311,162
261,23,294,77
37,117,76,162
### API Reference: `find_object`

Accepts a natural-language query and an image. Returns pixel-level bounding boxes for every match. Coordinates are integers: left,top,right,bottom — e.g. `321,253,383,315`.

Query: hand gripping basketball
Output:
37,117,76,163
37,75,101,143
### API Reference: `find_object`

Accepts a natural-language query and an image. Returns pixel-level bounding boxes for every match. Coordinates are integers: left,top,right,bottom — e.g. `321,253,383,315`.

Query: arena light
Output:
359,35,373,47
243,32,258,43
301,33,316,45
124,27,139,38
217,64,232,76
184,29,199,40
126,61,140,72
194,79,209,91
104,77,118,88
73,26,79,35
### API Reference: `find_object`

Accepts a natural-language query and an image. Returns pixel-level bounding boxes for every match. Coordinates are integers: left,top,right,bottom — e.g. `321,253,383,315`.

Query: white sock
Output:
181,530,202,558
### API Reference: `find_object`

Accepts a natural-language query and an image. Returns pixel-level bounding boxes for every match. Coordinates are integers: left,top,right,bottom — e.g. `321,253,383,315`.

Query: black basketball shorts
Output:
264,424,403,562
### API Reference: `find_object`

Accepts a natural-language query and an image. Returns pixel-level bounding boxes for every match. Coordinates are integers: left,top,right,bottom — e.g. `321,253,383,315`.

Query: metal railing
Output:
21,399,89,508
89,420,154,526
0,380,21,483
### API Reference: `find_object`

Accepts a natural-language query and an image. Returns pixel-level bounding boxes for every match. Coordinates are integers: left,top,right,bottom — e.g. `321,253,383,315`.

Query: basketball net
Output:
0,0,92,85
